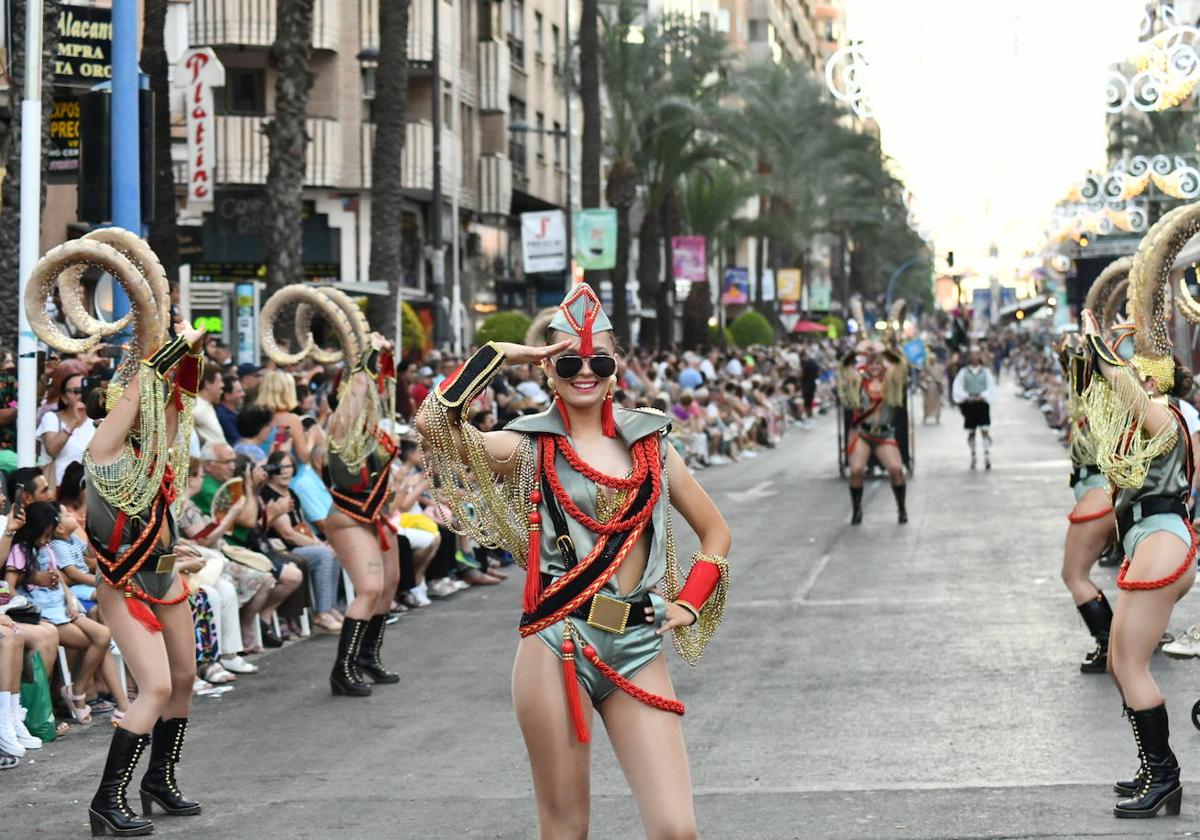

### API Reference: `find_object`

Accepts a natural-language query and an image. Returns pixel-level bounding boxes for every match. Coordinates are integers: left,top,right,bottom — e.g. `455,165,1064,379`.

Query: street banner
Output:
777,268,802,301
808,283,832,310
575,209,617,270
721,267,749,305
671,236,707,282
761,268,776,301
183,48,224,210
521,210,568,273
903,338,926,368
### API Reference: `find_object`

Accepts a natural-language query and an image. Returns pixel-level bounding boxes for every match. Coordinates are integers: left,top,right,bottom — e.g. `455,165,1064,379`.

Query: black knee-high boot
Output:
1115,705,1145,797
89,727,153,836
355,614,400,684
1114,704,1182,818
139,717,201,816
850,486,863,525
1077,591,1112,674
892,483,907,524
330,617,372,697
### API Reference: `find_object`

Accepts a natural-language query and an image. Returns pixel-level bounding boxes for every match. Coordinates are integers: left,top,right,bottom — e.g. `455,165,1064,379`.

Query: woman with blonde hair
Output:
253,370,332,527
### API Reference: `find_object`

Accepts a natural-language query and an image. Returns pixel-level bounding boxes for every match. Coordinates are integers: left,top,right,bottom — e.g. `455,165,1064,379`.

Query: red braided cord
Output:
1067,507,1114,524
581,644,685,716
126,577,191,607
542,437,661,535
1117,521,1198,591
555,434,648,490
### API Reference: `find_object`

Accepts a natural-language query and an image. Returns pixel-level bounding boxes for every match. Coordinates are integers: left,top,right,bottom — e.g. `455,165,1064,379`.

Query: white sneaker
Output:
1163,625,1200,657
0,709,25,758
220,655,259,674
708,455,731,466
12,705,41,750
742,450,759,459
427,578,457,599
450,579,470,593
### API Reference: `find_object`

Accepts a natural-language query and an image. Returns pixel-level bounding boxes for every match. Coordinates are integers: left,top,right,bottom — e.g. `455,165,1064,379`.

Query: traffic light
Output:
947,250,954,268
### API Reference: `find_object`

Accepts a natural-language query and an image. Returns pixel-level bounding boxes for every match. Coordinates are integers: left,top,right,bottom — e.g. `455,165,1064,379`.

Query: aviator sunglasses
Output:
553,353,617,380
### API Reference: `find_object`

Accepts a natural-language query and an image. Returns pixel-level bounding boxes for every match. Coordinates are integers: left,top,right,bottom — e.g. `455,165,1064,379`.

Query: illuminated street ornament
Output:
1148,154,1200,199
825,44,873,119
1107,16,1200,113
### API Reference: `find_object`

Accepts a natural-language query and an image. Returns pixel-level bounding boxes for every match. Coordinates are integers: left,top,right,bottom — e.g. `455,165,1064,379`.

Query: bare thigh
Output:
873,443,904,479
512,635,592,840
326,511,384,616
599,655,697,840
96,582,172,733
847,437,871,477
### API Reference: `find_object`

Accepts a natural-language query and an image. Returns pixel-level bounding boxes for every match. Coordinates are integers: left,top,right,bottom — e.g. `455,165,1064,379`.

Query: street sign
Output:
575,208,617,269
521,210,567,273
182,48,224,212
780,300,798,314
779,313,800,333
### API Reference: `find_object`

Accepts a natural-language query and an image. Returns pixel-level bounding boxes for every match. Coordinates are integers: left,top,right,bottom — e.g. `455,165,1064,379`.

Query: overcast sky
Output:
845,0,1147,276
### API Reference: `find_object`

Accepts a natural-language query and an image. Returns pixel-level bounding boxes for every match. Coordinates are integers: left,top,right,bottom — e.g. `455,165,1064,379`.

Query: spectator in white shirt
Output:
35,371,94,487
192,366,227,448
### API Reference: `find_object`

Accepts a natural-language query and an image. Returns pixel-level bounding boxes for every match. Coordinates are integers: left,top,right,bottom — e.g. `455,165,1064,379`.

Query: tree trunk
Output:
367,0,411,338
0,0,61,353
657,190,678,348
142,0,181,285
605,158,635,345
682,273,711,348
577,0,604,289
636,197,661,349
264,0,316,299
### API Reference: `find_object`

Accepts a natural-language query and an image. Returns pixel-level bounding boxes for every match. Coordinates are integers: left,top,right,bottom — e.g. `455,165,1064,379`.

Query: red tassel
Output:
555,397,572,434
523,455,544,613
125,595,164,634
578,305,599,357
602,392,617,438
561,637,590,743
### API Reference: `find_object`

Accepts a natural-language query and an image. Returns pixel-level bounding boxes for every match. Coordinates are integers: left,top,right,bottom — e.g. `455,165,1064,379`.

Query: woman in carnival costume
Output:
417,283,731,838
26,229,207,836
259,285,401,697
1058,258,1129,674
1080,203,1200,819
837,298,909,525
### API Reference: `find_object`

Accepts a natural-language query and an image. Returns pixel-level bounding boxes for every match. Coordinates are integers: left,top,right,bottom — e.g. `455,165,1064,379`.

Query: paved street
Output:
10,382,1200,839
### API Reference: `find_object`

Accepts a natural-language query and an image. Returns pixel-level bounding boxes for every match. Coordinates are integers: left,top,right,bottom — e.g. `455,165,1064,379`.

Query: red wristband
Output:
677,559,721,612
174,353,202,396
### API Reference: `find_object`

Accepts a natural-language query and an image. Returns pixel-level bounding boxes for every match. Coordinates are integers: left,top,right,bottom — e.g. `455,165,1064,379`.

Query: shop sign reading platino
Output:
55,5,113,86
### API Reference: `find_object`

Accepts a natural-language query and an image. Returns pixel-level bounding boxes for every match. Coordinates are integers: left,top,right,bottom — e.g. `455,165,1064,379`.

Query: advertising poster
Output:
777,268,802,302
721,267,749,305
671,236,707,282
575,208,617,270
521,210,567,273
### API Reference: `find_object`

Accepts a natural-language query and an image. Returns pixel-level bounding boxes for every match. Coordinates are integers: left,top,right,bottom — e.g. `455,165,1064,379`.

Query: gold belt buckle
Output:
155,553,177,574
586,594,631,635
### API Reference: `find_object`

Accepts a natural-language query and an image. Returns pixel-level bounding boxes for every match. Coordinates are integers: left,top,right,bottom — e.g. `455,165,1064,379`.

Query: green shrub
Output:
401,302,425,354
475,311,533,346
729,311,774,347
707,323,734,347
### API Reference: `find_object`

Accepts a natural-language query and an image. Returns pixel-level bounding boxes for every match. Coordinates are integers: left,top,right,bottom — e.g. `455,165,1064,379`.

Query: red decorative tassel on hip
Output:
523,447,545,613
561,629,590,743
125,593,164,633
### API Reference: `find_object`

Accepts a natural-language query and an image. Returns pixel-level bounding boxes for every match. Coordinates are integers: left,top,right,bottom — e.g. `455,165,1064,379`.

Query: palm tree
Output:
367,0,412,340
0,0,61,352
578,0,602,212
143,0,181,285
264,0,316,298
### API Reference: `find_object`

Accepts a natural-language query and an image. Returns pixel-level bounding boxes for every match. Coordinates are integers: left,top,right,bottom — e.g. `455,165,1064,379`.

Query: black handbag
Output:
5,603,42,625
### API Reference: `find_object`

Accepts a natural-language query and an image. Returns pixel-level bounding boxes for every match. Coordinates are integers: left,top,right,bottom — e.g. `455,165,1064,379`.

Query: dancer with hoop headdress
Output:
259,286,401,697
1058,257,1129,674
416,283,730,838
1080,203,1200,818
837,297,909,524
26,230,207,836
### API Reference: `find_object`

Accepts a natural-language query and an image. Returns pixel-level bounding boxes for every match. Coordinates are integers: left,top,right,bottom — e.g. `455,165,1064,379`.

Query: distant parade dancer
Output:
1079,201,1200,820
259,286,402,698
952,346,997,469
837,299,909,525
25,230,207,837
1058,258,1128,674
416,284,731,838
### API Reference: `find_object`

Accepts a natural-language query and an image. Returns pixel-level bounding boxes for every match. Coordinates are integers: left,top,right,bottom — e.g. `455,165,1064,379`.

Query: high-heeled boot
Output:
355,614,400,684
1077,591,1112,674
1114,703,1182,818
892,483,908,524
1115,706,1144,796
330,617,373,697
89,727,153,837
140,717,201,816
850,486,863,525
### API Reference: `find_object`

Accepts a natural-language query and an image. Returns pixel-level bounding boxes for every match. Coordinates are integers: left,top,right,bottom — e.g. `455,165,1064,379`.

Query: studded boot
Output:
892,483,908,524
1077,591,1113,674
850,486,863,525
1114,703,1182,818
330,616,373,697
1115,706,1145,797
139,717,201,816
89,727,153,837
355,614,400,684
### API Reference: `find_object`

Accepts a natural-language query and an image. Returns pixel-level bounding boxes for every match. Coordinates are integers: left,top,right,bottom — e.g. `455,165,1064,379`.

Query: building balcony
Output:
359,121,457,195
479,40,511,115
212,115,343,187
479,155,512,216
359,0,456,71
189,0,342,51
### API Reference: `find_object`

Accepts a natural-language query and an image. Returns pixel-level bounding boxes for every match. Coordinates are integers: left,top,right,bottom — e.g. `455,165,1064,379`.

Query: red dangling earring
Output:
602,378,617,438
555,393,572,434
